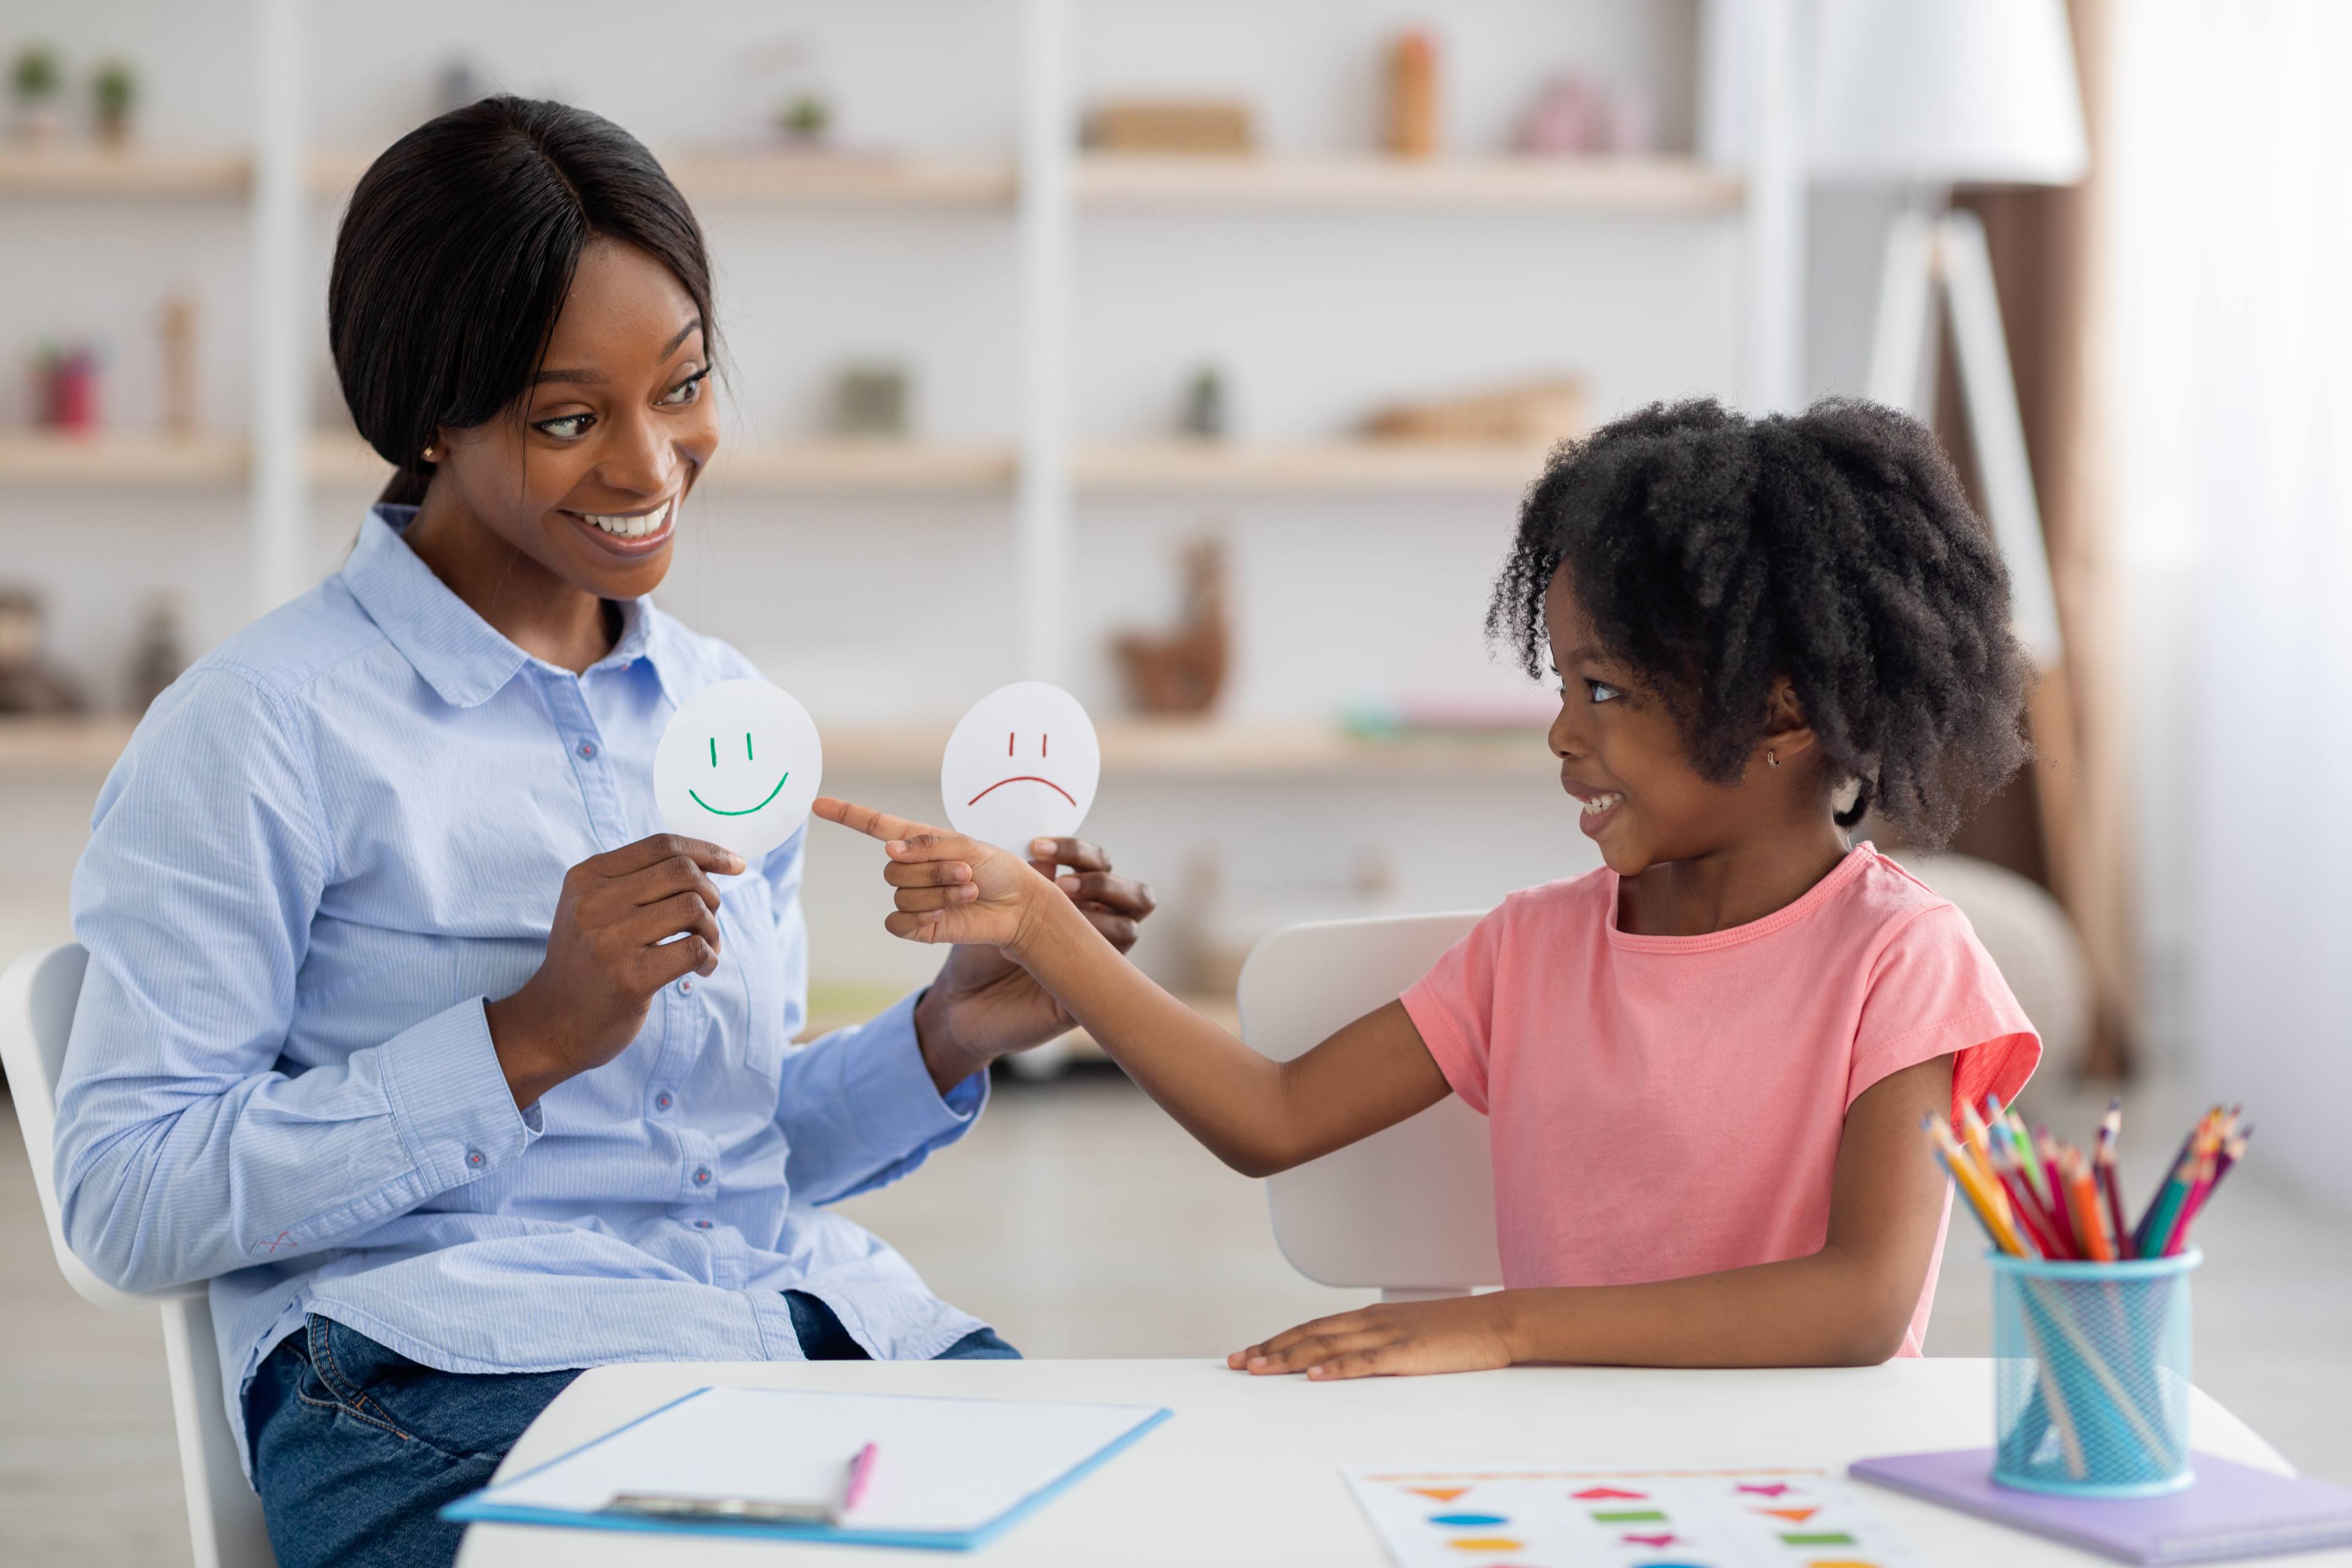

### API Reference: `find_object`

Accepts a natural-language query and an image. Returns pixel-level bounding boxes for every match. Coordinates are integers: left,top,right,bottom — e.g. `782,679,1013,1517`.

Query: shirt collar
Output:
342,506,674,709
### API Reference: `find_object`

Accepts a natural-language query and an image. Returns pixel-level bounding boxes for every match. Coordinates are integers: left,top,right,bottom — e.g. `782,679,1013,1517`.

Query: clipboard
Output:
442,1385,1171,1551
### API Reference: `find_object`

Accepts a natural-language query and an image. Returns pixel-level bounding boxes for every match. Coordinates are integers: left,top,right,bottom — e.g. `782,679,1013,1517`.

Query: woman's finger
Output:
1056,871,1154,916
1082,912,1139,953
619,851,722,911
1030,837,1110,873
814,796,941,845
624,891,723,956
894,884,981,914
883,910,950,943
883,859,973,890
589,832,745,880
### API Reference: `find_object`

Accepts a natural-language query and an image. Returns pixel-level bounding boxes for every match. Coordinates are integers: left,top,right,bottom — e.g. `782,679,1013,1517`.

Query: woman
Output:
51,97,1153,1568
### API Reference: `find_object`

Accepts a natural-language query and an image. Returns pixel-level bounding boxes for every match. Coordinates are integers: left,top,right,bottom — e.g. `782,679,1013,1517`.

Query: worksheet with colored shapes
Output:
1344,1466,1925,1568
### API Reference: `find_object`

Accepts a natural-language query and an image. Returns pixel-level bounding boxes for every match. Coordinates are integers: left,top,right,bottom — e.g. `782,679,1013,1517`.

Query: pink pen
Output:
840,1442,879,1515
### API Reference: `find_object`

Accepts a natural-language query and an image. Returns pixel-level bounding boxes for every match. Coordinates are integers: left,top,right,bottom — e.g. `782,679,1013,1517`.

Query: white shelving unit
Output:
0,0,1805,767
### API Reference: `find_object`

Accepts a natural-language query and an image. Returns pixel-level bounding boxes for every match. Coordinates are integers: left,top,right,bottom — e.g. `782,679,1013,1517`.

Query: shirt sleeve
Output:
758,827,986,1207
53,666,540,1295
1848,902,2042,1122
1399,906,1508,1115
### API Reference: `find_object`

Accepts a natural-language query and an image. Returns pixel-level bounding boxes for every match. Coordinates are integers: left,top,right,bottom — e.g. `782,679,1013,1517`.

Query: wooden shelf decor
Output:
1075,153,1741,214
0,146,251,198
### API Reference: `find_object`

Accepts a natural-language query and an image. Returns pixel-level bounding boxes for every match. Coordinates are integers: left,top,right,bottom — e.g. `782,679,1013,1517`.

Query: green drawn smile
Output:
688,774,788,815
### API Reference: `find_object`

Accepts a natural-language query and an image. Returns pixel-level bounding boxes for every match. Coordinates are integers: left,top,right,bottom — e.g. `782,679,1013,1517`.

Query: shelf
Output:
10,434,1545,496
823,720,1553,779
0,432,247,486
0,716,137,775
308,148,1015,207
0,146,250,197
307,435,1016,492
1077,440,1548,493
1,715,1551,782
1075,153,1741,213
299,149,1737,215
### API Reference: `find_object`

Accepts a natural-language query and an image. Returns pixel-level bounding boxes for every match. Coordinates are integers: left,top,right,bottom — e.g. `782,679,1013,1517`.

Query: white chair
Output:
1235,913,1503,1301
2,943,277,1568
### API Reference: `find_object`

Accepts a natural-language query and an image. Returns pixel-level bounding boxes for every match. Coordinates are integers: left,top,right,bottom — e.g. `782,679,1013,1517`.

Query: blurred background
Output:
2,2,2348,1562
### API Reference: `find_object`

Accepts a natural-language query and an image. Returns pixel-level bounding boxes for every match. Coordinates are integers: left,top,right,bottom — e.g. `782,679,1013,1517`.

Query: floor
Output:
4,1066,2348,1565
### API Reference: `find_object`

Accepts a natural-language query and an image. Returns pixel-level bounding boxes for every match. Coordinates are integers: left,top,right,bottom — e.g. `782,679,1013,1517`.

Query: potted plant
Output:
10,43,62,145
92,58,137,146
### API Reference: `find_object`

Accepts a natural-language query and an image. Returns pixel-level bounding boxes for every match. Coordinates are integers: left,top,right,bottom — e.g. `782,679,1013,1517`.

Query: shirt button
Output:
677,977,694,995
694,1219,712,1230
693,1167,712,1186
655,1092,673,1110
466,1149,484,1168
576,739,597,760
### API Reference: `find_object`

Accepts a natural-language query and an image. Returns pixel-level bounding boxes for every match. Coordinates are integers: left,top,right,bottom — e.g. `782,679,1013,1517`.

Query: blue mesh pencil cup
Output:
1990,1248,2199,1496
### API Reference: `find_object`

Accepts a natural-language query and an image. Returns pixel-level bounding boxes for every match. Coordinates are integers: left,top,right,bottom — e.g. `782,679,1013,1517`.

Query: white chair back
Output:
2,943,277,1568
1236,913,1503,1300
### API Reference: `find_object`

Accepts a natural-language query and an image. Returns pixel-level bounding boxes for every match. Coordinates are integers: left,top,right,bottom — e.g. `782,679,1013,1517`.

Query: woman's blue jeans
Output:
245,1300,1017,1568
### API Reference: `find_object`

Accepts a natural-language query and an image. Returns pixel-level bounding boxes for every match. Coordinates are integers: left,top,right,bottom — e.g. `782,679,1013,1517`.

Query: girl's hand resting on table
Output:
1231,1294,1519,1381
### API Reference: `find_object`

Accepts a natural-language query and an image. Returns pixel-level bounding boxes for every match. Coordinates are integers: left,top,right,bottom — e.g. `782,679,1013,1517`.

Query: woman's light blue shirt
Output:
53,507,989,1476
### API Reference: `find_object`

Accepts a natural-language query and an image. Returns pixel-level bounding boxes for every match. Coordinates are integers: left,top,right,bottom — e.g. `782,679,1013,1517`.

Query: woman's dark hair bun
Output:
328,96,717,507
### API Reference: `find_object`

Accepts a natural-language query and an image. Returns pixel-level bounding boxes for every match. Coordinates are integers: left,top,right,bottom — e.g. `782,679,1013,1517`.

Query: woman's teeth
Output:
1580,792,1623,816
580,499,671,538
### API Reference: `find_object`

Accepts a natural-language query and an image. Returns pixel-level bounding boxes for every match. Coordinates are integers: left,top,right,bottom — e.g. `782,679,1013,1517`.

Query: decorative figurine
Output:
159,290,200,435
127,594,186,715
831,364,909,437
10,43,62,145
1385,29,1441,159
0,587,87,715
31,341,102,432
1179,366,1227,440
1112,537,1229,717
91,58,136,146
778,92,831,146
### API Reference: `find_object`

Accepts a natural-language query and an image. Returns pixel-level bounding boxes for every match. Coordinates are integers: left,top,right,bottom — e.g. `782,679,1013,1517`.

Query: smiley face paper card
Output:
655,679,823,861
941,682,1100,854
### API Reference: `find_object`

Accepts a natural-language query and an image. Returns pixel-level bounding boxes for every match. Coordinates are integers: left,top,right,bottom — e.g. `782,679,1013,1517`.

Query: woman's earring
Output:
1767,751,1779,769
421,445,439,462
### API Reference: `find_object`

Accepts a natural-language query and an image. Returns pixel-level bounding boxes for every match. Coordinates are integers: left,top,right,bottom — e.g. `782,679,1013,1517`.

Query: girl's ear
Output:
1758,677,1818,767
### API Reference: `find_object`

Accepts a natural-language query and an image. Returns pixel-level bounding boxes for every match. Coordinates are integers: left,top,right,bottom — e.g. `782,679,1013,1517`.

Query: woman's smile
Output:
562,496,675,557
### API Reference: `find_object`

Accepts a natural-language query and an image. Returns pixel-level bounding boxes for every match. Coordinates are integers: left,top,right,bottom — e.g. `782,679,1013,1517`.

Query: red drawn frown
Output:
967,731,1078,808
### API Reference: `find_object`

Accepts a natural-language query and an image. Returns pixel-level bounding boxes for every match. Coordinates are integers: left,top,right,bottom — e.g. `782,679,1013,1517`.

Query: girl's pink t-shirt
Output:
1400,844,2039,1357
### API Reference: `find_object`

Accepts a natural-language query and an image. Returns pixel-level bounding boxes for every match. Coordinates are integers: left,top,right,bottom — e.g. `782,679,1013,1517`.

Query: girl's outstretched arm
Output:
815,797,1450,1176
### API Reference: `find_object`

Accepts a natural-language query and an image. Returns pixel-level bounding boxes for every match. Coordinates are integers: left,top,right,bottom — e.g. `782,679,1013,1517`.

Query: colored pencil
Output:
2096,1101,2130,1259
2064,1149,2115,1262
1929,1121,2029,1256
2035,1128,2081,1256
2170,1127,2250,1252
1992,1148,2070,1259
1961,1101,2000,1189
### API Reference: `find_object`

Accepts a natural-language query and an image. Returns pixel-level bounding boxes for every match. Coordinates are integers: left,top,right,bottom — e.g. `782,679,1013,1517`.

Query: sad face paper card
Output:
941,682,1100,854
654,679,823,861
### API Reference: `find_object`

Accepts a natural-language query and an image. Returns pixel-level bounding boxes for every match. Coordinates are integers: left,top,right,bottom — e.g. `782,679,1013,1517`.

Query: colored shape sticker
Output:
1738,1483,1796,1497
1428,1513,1509,1527
1758,1507,1820,1523
1621,1533,1679,1548
1781,1532,1858,1547
1591,1509,1667,1523
1406,1488,1470,1503
1806,1561,1883,1568
1572,1487,1649,1500
1446,1540,1522,1554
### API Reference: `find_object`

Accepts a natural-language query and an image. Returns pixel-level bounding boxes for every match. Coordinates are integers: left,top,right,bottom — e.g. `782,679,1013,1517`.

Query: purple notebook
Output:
1850,1449,2352,1565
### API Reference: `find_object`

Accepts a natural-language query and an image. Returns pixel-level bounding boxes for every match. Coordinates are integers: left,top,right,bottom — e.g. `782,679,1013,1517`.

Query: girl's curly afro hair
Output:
1487,397,2029,846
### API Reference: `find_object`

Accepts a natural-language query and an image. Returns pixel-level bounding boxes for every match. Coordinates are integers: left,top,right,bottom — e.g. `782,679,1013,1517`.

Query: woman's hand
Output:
813,797,1158,1091
486,833,744,1109
1229,1295,1520,1381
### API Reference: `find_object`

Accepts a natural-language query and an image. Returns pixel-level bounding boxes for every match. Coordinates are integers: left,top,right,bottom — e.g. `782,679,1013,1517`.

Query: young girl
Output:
820,398,2043,1378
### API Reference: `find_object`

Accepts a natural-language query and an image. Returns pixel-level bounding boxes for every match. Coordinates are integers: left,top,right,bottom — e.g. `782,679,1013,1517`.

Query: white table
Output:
456,1358,2349,1567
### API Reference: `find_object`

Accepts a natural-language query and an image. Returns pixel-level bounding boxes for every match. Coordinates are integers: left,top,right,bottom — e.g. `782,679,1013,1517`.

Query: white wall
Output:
4,0,1787,986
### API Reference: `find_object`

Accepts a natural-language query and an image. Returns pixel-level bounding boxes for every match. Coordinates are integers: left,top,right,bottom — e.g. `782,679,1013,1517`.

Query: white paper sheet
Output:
481,1386,1164,1534
1344,1465,1926,1567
